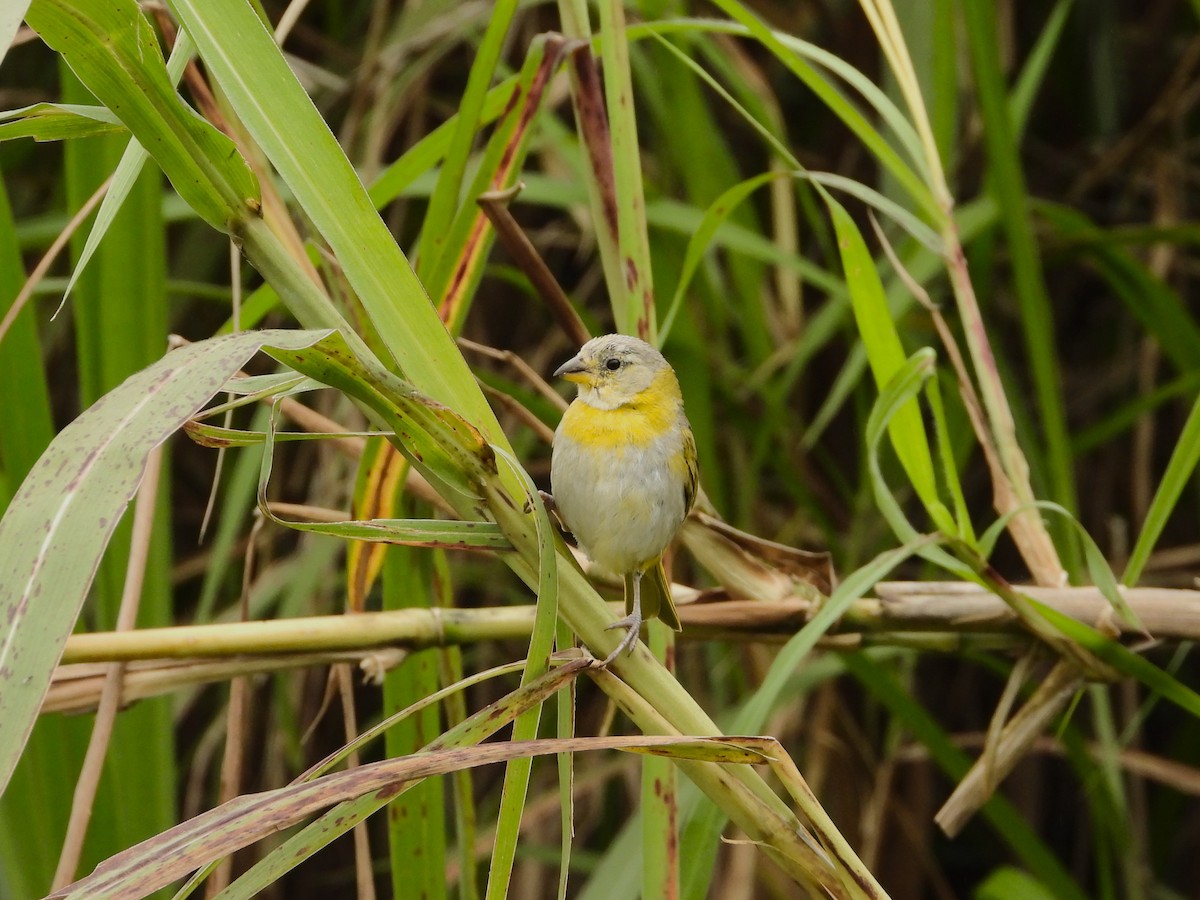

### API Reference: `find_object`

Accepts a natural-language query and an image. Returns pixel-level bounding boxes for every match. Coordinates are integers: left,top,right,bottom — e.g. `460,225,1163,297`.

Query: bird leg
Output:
600,570,643,666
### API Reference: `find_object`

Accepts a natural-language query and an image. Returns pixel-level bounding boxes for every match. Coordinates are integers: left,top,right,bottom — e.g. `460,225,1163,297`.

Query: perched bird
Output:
550,334,698,665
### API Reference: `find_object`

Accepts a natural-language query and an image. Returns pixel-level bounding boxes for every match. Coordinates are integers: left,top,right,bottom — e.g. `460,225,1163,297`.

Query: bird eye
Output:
605,358,622,371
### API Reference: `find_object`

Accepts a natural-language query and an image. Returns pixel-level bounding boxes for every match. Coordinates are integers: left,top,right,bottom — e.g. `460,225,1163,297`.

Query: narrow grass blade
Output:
976,867,1060,900
418,0,517,279
1121,389,1200,585
927,373,976,543
484,449,560,900
1028,600,1200,719
1037,200,1200,374
366,75,522,209
641,625,678,899
555,621,575,900
383,547,446,900
660,171,784,343
1010,0,1075,138
52,59,179,878
0,103,124,140
863,348,964,552
425,35,566,332
0,182,54,505
704,0,939,221
0,152,58,900
27,0,259,232
803,171,942,253
63,29,196,301
822,190,942,518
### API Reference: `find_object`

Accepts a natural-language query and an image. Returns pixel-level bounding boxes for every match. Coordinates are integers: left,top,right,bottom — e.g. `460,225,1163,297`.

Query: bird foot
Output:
598,612,642,667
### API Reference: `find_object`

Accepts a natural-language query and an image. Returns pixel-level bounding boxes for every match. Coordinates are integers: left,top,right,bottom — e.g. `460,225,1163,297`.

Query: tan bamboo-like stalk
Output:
56,584,1200,669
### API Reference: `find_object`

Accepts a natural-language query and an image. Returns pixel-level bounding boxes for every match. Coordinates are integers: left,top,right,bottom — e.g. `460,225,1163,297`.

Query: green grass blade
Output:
660,171,782,343
705,0,940,221
927,373,976,543
822,190,941,517
383,547,447,900
975,867,1061,900
63,30,195,302
27,0,259,232
804,171,942,252
0,102,124,140
1029,599,1200,719
52,58,178,881
1010,0,1075,138
0,179,53,502
423,35,563,330
0,154,59,900
555,620,575,900
1036,201,1200,374
641,626,677,899
418,0,516,279
484,449,559,899
1121,389,1200,586
633,18,927,181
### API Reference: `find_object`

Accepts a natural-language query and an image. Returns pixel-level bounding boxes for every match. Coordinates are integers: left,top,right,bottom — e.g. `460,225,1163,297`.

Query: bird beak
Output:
554,354,590,385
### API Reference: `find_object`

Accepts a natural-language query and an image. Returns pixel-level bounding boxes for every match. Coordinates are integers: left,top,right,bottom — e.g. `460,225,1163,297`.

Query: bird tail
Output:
627,560,682,631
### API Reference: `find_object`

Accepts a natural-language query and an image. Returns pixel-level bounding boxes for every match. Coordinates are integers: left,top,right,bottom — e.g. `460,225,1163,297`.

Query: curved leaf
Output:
0,329,331,796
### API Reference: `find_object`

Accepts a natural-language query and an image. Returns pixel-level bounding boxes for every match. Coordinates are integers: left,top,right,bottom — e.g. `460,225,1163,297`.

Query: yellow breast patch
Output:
559,370,681,449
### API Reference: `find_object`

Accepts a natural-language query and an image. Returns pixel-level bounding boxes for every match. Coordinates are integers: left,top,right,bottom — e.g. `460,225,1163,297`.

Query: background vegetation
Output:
2,0,1200,898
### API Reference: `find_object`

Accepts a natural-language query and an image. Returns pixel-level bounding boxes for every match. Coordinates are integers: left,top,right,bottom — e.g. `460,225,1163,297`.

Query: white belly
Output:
550,431,686,575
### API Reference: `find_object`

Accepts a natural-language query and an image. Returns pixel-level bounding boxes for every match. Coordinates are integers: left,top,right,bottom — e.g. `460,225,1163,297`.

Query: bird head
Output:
554,334,673,410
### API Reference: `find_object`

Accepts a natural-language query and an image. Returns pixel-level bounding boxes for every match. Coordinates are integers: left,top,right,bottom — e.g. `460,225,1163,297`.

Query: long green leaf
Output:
0,154,59,900
704,0,940,222
598,0,656,338
0,329,330,795
1037,200,1200,374
821,190,941,517
166,0,498,429
1028,599,1200,719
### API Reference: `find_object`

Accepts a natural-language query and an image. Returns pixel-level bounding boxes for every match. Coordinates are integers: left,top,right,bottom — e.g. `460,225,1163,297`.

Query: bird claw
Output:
598,612,642,667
